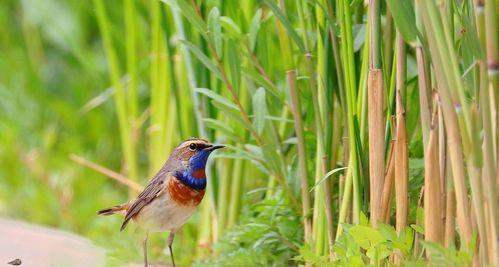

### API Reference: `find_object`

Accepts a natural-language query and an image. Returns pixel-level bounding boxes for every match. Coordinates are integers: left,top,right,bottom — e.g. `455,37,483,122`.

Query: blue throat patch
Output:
175,149,212,190
176,170,206,190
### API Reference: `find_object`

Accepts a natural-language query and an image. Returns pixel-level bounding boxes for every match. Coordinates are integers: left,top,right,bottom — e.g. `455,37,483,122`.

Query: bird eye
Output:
189,143,197,151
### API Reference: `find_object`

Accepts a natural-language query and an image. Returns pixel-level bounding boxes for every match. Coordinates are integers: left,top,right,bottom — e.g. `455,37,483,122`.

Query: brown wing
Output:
120,168,169,231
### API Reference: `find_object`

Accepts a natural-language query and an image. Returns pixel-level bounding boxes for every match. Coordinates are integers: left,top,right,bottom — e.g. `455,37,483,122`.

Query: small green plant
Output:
196,193,303,266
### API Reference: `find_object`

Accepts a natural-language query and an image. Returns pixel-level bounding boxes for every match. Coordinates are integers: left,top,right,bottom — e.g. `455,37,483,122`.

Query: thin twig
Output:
69,154,143,192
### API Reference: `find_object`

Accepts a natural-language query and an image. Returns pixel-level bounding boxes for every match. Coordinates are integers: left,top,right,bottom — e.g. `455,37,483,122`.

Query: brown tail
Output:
98,203,129,216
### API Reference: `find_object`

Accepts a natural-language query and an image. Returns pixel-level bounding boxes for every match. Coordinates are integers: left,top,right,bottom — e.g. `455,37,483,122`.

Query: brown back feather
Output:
120,168,169,231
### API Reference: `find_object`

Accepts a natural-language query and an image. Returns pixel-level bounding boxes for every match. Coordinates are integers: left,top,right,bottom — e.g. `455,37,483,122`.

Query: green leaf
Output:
349,225,385,249
242,67,281,99
180,40,223,79
261,144,285,177
265,115,294,123
359,212,369,226
203,118,236,139
208,7,222,57
163,0,207,36
210,101,251,131
353,24,366,52
377,223,397,241
214,145,269,174
366,243,391,261
261,0,305,53
252,87,267,134
386,0,419,44
195,88,238,110
220,16,242,39
309,167,348,192
248,9,262,51
227,41,241,90
410,223,424,235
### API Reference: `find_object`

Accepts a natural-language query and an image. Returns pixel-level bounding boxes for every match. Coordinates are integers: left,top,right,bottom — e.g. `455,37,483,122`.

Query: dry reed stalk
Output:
70,154,143,192
368,69,385,227
441,91,473,246
380,140,395,223
444,142,456,248
437,103,447,225
287,70,313,244
417,0,474,247
415,47,432,150
383,9,394,75
424,109,443,249
445,185,456,247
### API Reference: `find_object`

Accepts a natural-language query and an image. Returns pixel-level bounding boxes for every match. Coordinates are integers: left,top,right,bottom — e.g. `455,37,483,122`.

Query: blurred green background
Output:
0,0,145,265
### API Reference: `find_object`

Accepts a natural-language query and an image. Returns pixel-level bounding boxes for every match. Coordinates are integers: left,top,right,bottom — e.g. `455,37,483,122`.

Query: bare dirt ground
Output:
0,218,105,267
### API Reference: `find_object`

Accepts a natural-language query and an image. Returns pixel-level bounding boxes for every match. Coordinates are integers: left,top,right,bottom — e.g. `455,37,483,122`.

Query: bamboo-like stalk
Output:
227,159,244,228
476,1,498,263
124,0,138,121
311,0,336,257
380,141,395,223
444,187,456,248
484,1,499,191
418,0,473,246
93,0,138,186
369,0,381,69
367,68,385,227
217,159,232,235
424,109,443,250
338,0,361,225
484,0,498,89
438,102,447,224
394,34,408,233
428,2,493,262
415,46,432,151
321,156,334,258
335,3,363,237
170,5,207,138
149,0,174,172
383,8,394,77
336,167,353,238
365,4,382,222
288,70,313,245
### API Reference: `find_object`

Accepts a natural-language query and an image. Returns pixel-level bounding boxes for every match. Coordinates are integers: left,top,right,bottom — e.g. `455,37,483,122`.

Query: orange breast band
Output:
192,169,206,179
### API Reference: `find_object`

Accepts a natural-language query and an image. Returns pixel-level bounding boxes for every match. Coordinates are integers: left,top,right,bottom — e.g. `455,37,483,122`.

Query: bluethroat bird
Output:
98,138,224,267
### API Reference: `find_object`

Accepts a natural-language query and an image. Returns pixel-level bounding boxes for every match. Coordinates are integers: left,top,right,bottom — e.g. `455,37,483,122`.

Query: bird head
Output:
171,138,224,173
168,138,224,190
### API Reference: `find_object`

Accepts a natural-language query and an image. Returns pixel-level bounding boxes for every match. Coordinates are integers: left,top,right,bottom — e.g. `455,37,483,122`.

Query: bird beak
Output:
206,144,225,151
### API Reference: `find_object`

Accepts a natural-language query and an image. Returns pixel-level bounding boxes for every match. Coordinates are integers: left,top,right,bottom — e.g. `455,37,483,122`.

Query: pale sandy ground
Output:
0,218,105,267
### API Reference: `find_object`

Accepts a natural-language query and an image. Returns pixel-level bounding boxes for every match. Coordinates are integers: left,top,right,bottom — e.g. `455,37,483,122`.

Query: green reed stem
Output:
93,0,138,185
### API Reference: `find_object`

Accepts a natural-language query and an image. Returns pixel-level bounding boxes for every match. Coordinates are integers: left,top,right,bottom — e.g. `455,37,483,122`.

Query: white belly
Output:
134,193,197,232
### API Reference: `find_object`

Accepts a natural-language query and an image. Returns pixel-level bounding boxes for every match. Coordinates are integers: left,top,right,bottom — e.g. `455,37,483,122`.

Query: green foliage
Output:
420,241,474,266
331,223,415,266
197,194,303,266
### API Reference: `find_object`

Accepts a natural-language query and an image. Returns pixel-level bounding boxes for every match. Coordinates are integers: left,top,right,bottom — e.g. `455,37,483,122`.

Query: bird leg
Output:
167,231,176,267
143,233,149,267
